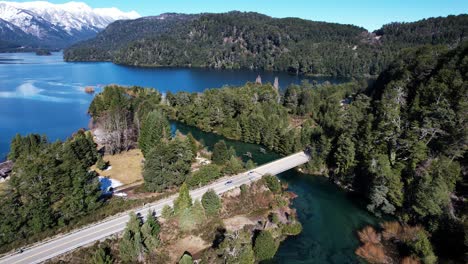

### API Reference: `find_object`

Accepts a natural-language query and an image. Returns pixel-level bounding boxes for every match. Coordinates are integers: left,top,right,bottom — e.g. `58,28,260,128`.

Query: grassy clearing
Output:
92,149,144,185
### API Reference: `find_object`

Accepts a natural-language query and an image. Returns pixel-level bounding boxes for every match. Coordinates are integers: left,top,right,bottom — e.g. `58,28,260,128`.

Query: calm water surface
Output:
0,52,376,263
174,122,377,263
0,52,346,159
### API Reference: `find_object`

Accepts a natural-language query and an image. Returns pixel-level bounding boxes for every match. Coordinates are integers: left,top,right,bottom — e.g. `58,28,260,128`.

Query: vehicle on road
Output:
225,180,233,185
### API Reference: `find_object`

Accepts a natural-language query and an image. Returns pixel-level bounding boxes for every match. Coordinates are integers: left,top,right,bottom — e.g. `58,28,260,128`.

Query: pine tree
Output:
212,140,229,165
141,211,161,250
119,213,143,262
223,156,244,175
334,133,356,183
245,159,256,170
174,183,192,214
238,245,255,264
191,200,206,226
202,189,221,216
186,133,198,158
92,245,113,264
254,230,278,261
138,110,171,157
143,138,193,192
161,205,173,219
7,133,22,161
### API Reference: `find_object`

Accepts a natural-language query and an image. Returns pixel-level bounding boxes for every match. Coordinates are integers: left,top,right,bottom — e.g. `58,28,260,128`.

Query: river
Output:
0,52,377,263
174,122,377,263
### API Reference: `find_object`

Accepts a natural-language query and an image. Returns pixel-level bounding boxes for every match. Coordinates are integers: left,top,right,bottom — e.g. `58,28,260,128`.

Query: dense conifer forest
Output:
65,12,467,77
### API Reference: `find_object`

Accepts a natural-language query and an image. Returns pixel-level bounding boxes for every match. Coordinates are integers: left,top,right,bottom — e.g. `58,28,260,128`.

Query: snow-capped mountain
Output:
0,17,37,47
0,1,140,50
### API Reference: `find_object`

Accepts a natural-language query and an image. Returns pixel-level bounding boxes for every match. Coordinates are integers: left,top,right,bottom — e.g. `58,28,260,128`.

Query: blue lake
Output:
0,52,346,160
0,52,376,264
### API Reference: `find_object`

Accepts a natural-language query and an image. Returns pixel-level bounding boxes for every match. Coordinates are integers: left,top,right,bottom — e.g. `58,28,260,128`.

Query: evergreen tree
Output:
191,200,206,225
212,140,229,165
223,156,244,175
245,159,256,170
143,138,193,192
366,154,403,215
96,156,108,170
410,157,460,223
254,230,278,261
201,189,221,216
7,133,22,161
141,211,161,250
264,174,281,193
138,110,171,157
119,213,144,262
238,245,255,264
161,205,173,219
333,133,356,184
174,183,192,214
92,245,113,264
186,133,198,159
186,164,221,187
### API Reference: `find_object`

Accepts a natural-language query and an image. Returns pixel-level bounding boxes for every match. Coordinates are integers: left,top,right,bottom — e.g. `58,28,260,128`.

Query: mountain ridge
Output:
64,11,467,77
0,1,140,50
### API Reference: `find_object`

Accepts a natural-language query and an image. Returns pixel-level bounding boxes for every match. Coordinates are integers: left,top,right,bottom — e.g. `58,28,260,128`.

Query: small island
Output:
84,86,95,94
35,49,52,56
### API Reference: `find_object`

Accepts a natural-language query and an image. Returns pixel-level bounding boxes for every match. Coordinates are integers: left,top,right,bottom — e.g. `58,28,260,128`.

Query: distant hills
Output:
0,1,140,51
63,13,198,61
64,12,467,77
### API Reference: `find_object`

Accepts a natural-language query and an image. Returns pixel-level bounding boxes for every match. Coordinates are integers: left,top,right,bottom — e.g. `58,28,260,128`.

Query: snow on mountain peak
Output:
0,1,141,36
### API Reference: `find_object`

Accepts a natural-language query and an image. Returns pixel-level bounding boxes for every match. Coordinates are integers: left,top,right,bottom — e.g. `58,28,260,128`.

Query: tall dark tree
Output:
138,110,171,157
212,140,229,165
201,189,221,216
141,211,161,250
143,138,193,192
119,213,144,262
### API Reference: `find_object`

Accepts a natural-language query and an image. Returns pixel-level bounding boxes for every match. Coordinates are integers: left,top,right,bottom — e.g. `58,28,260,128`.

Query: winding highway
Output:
0,151,310,264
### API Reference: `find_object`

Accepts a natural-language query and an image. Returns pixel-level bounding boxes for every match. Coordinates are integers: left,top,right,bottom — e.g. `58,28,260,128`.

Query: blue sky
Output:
13,0,468,31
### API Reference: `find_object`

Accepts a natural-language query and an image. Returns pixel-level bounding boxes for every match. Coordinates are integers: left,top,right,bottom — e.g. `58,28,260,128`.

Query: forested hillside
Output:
166,43,467,262
64,12,467,77
63,13,198,61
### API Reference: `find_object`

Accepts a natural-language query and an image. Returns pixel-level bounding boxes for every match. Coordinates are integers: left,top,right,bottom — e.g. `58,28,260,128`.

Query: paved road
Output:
0,151,310,264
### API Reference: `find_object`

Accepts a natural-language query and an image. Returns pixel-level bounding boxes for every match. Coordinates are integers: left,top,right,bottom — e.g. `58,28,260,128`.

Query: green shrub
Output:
212,140,229,165
282,221,303,236
408,230,437,264
264,174,281,193
161,205,173,219
223,156,244,175
186,164,221,187
178,253,193,264
253,230,278,261
202,189,221,216
96,156,108,170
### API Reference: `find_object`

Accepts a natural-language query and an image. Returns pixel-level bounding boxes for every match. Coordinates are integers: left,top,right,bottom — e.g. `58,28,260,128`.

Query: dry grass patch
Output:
92,149,143,185
165,235,209,263
223,215,255,231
